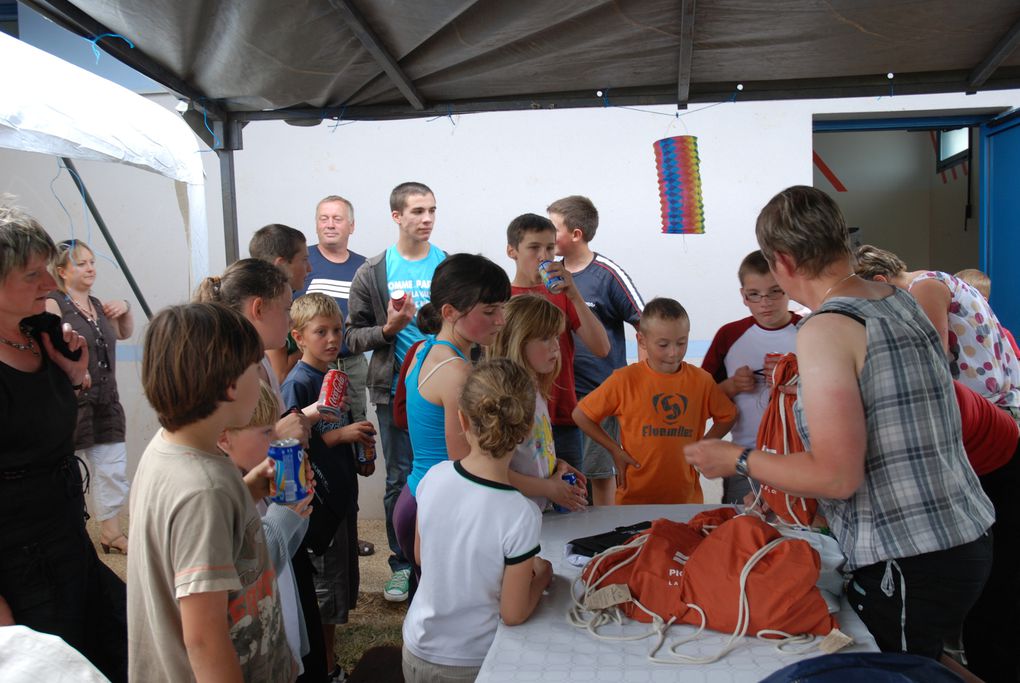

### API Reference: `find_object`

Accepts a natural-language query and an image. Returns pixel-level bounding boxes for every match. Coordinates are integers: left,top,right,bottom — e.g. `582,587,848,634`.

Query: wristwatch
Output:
735,447,753,477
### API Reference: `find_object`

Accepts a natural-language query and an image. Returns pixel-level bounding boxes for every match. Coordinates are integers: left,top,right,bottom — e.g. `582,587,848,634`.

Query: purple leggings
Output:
393,484,421,580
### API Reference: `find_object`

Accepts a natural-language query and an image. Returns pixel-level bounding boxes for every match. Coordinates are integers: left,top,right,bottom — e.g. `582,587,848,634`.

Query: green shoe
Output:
384,568,411,602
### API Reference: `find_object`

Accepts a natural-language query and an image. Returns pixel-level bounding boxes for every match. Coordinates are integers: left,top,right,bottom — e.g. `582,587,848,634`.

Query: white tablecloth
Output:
477,505,878,682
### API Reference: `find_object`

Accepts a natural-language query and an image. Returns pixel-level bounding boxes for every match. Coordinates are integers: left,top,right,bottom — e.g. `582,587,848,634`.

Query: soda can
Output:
538,260,565,293
357,438,376,464
391,289,407,311
268,438,309,504
553,472,578,513
318,369,349,418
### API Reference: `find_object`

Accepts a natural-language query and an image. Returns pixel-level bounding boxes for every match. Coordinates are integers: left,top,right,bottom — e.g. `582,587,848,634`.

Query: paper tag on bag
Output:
818,627,854,653
584,584,632,610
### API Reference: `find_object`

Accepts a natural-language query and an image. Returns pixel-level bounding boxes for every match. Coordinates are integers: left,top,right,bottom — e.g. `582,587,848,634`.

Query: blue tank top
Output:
405,337,468,496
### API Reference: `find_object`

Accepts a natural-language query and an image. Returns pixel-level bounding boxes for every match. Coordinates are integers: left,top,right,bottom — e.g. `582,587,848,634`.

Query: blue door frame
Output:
980,110,1020,332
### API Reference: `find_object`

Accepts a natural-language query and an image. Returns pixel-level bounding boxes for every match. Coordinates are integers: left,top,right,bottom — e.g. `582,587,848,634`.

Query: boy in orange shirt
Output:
573,298,736,504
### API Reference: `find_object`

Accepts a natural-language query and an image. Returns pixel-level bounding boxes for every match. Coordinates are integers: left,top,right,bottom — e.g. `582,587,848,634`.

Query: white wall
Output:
2,88,1019,518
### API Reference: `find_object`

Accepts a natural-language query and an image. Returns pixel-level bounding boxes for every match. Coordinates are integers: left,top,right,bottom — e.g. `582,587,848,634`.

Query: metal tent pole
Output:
59,158,154,320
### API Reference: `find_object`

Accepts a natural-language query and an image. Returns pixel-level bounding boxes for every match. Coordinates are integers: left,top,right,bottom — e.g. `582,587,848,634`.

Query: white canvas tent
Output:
0,30,209,289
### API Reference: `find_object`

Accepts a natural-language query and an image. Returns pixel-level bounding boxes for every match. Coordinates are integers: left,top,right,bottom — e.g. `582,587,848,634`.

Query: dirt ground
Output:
90,515,406,673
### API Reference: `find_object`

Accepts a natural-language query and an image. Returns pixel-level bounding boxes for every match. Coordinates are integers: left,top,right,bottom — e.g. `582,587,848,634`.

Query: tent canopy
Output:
20,0,1020,125
0,30,208,287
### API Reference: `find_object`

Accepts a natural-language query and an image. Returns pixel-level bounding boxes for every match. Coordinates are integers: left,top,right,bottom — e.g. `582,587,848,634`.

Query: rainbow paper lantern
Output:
653,135,705,234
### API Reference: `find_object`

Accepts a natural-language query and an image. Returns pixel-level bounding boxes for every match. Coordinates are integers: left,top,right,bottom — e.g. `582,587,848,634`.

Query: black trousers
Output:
294,543,328,682
963,439,1020,682
848,533,992,660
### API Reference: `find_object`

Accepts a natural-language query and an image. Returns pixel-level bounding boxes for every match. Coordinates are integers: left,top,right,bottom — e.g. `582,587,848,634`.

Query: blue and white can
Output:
268,438,309,504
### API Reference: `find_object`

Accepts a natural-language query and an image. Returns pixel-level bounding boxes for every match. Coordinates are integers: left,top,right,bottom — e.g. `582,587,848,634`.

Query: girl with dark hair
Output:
392,253,511,583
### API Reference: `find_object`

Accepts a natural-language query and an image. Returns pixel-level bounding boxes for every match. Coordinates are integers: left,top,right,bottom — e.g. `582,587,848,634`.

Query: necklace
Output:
822,272,856,302
68,293,96,321
0,324,39,357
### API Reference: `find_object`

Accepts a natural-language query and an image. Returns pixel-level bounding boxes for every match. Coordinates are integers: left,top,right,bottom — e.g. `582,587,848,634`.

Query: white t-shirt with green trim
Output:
403,459,542,667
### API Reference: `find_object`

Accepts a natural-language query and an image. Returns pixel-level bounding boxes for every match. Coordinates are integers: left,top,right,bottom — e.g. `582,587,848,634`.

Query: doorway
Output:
811,114,991,275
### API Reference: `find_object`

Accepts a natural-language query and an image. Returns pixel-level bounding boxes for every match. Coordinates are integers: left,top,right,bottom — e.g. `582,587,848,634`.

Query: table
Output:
477,505,878,682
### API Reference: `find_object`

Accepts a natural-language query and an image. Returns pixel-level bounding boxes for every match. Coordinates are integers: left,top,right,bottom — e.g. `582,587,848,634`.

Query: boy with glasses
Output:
701,250,800,504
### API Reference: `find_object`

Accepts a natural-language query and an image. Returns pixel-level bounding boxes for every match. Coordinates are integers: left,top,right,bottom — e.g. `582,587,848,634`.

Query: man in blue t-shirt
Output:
549,195,645,506
301,195,369,424
344,182,445,603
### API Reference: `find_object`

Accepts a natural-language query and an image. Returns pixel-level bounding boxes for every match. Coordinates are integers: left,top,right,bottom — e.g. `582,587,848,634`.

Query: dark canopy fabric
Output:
22,0,1020,120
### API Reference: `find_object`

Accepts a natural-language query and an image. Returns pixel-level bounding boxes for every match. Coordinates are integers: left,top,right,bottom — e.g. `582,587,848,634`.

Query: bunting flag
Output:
654,135,705,234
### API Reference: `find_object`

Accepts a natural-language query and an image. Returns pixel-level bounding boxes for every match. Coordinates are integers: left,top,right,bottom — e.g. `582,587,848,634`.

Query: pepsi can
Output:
268,438,309,504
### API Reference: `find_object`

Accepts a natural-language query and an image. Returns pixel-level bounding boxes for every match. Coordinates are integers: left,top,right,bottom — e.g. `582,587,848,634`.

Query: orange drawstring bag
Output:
754,353,818,527
570,510,849,663
677,514,839,638
579,518,705,624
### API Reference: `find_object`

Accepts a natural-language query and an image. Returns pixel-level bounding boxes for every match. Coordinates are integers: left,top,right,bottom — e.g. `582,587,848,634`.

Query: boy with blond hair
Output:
507,213,610,473
129,303,293,682
282,292,375,679
701,250,800,503
218,380,314,677
573,298,736,505
548,195,644,505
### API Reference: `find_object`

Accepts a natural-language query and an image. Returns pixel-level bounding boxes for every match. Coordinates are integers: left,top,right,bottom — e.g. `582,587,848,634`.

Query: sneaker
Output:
384,568,411,602
327,666,348,682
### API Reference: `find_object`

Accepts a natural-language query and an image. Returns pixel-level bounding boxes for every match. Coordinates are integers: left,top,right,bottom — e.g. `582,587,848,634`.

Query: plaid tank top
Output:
794,288,993,570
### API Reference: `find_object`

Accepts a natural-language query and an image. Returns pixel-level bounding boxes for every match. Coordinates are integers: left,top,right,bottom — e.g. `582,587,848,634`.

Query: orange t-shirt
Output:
579,361,737,505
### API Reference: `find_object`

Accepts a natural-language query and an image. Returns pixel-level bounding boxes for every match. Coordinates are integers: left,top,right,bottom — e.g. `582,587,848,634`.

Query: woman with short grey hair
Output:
0,199,126,681
685,186,992,676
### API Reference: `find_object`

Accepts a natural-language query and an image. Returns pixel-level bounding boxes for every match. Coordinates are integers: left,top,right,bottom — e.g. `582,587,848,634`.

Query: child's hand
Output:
612,445,640,489
547,475,587,512
276,411,311,447
553,459,587,489
243,457,276,501
285,490,314,518
541,260,575,297
357,460,375,477
731,365,756,394
533,557,553,589
336,420,376,446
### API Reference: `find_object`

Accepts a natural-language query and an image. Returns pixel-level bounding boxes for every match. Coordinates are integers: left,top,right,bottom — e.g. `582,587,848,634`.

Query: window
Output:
936,127,969,172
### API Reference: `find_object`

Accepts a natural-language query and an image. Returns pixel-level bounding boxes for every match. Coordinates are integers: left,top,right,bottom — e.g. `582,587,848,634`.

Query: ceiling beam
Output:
232,69,1020,123
677,0,696,108
968,16,1020,90
328,0,426,110
19,0,226,119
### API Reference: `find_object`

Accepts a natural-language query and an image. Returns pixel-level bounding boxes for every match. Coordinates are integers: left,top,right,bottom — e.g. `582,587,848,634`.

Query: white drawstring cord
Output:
880,560,908,652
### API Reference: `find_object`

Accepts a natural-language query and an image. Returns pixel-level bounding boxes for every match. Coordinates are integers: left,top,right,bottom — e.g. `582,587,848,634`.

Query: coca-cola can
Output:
391,289,407,311
318,369,349,417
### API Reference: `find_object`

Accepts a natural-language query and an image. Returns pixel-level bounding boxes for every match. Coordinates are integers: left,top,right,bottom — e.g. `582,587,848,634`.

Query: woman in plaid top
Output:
686,186,993,675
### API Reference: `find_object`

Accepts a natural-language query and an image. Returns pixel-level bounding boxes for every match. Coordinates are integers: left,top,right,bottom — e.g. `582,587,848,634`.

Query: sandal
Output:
100,534,128,555
357,539,374,557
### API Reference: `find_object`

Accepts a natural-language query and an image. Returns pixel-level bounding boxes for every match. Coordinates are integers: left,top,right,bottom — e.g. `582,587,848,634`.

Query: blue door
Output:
981,112,1020,333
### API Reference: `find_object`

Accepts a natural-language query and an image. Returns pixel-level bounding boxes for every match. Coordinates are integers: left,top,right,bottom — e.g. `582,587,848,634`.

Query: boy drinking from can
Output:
281,292,375,679
506,213,610,472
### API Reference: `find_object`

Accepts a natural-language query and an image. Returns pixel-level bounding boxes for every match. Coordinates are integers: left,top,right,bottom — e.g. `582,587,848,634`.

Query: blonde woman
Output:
46,240,133,555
